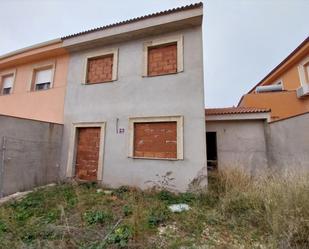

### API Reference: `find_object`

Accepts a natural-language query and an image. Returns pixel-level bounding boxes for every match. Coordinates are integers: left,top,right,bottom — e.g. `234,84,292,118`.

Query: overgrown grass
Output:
0,169,308,249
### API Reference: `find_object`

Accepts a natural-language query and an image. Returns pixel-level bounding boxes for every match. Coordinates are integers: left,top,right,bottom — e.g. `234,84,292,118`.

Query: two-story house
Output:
238,37,309,121
0,39,69,124
60,3,207,191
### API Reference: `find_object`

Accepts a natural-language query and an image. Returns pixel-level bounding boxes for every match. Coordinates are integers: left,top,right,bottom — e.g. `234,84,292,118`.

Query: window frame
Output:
83,48,119,84
29,61,56,92
0,69,16,96
298,56,309,87
142,35,184,77
128,115,184,160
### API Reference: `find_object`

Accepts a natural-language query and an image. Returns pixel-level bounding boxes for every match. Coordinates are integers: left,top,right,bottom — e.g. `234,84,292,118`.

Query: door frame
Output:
206,131,218,170
66,122,106,181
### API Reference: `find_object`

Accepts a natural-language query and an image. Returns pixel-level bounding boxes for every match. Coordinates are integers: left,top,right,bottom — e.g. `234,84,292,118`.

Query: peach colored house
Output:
238,36,309,121
0,39,69,124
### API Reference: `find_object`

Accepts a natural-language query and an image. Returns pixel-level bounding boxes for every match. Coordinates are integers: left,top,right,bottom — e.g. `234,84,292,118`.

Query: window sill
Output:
143,71,182,78
128,156,181,161
83,79,117,85
31,88,52,92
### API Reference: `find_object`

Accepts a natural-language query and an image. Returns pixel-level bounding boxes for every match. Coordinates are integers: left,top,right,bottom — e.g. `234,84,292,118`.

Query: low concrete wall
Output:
267,112,309,172
0,115,63,197
206,113,309,174
206,120,268,174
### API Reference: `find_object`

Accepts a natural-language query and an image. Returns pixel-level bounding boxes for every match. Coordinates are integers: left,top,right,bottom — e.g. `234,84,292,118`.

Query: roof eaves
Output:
61,2,203,40
0,38,62,60
247,35,309,94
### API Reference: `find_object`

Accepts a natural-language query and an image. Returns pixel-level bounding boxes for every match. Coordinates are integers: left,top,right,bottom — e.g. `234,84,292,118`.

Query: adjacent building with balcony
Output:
238,37,309,121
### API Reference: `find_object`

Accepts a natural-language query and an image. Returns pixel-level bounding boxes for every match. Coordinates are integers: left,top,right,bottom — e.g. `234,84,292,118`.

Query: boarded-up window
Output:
87,54,113,84
134,122,177,159
148,43,177,76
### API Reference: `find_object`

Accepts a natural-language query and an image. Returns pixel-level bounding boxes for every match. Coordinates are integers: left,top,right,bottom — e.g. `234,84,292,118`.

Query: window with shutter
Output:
33,67,52,91
1,74,14,95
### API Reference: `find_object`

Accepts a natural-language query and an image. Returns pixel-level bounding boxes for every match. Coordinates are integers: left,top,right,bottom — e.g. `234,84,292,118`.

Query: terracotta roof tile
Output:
61,2,203,39
205,107,270,116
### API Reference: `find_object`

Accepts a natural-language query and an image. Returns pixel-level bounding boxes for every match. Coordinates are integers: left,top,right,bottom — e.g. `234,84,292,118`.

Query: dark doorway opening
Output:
206,132,218,170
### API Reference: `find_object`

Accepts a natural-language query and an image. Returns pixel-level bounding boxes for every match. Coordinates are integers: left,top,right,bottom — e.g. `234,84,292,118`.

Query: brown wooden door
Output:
75,127,101,181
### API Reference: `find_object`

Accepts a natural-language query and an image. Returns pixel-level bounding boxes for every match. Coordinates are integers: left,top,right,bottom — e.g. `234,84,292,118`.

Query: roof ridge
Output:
61,2,203,40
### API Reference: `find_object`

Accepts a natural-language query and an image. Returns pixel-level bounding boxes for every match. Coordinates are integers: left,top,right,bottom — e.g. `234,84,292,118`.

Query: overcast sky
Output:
0,0,308,107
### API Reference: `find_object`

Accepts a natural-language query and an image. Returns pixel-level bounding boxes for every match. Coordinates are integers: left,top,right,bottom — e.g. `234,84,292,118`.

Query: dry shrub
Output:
211,168,309,249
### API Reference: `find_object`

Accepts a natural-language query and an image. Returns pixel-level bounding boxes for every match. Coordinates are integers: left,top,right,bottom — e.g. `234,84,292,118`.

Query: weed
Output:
80,181,98,189
122,205,133,217
157,190,196,205
42,210,60,224
0,219,7,234
0,170,307,249
83,210,112,225
62,186,78,208
115,185,130,194
147,206,170,228
107,224,133,248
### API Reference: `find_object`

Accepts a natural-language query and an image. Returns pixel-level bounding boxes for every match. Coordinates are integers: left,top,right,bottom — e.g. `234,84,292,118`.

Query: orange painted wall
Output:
257,64,301,91
240,41,309,121
0,53,69,124
240,91,309,121
280,65,301,90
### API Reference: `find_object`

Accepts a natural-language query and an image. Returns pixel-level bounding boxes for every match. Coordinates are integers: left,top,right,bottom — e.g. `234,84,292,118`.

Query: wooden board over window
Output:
133,121,177,159
87,54,113,84
148,43,177,76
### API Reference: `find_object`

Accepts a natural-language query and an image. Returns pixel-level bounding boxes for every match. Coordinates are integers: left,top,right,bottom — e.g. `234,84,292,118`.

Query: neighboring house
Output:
205,37,309,174
0,40,68,196
238,37,309,121
0,40,69,124
60,3,207,192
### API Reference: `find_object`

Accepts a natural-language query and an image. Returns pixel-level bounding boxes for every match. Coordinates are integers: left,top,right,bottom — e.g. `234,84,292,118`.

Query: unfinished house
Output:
61,3,207,191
